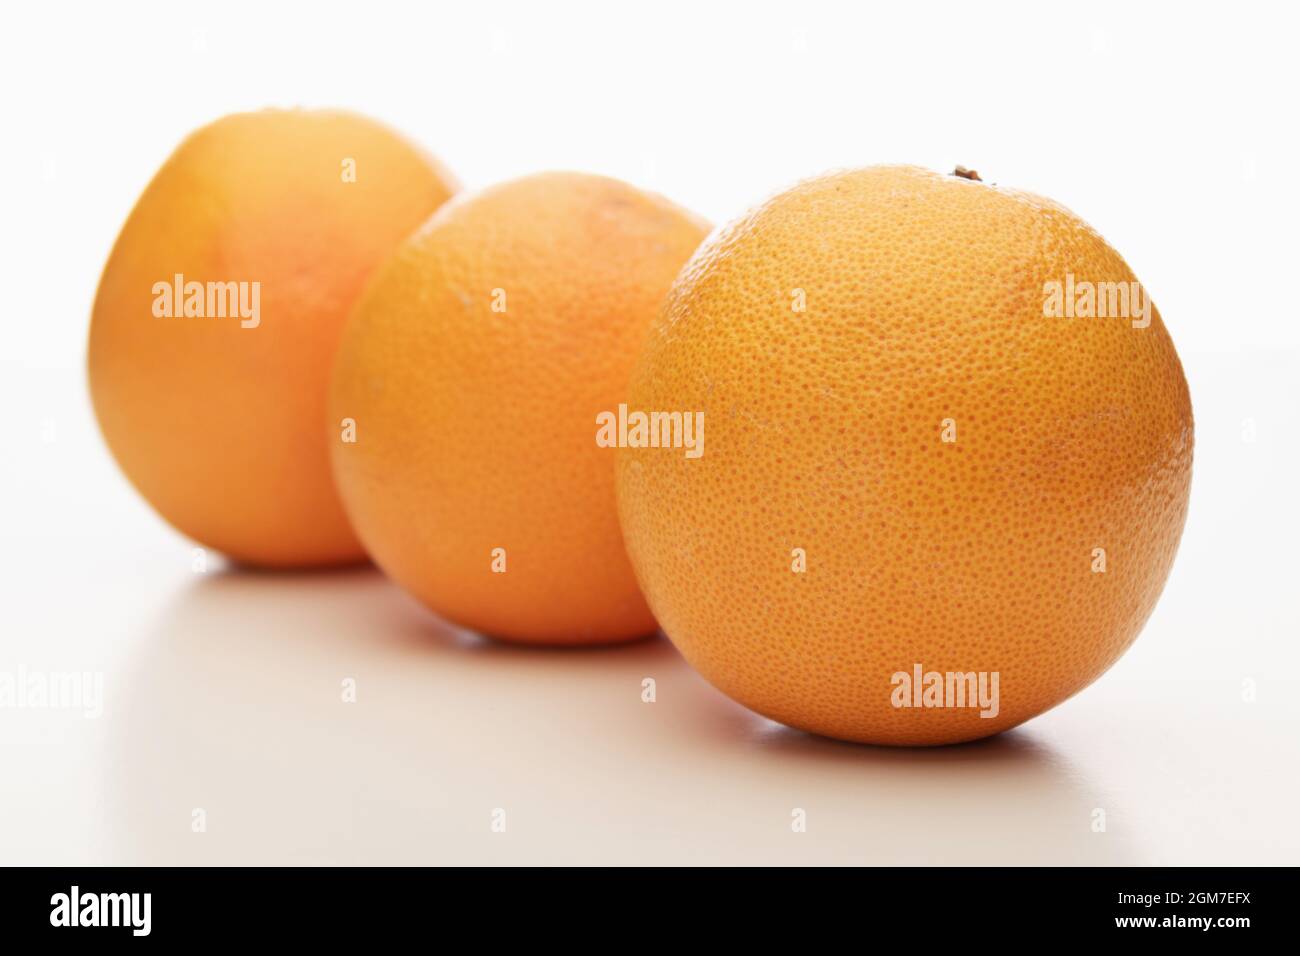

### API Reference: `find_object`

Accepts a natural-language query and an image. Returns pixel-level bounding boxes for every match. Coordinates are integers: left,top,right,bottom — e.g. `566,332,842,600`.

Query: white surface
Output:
2,0,1298,865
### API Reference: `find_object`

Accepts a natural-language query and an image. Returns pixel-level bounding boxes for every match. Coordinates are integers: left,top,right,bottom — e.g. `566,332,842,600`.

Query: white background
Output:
1,0,1297,864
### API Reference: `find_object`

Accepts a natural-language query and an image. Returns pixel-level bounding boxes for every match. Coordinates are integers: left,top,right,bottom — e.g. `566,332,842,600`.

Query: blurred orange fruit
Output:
616,165,1193,745
330,172,709,643
89,108,458,567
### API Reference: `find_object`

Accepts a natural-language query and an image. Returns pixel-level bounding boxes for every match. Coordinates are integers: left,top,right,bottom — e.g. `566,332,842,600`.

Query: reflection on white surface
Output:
106,568,1134,865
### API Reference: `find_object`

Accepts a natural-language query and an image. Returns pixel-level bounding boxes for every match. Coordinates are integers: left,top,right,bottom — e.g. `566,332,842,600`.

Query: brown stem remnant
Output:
953,166,983,182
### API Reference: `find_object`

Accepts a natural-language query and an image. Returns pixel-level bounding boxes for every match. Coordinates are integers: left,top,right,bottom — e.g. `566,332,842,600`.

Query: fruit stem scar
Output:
953,166,982,182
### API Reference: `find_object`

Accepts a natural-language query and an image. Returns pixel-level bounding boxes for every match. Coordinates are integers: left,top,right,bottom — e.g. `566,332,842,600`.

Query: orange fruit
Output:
89,108,457,567
616,165,1193,745
330,172,709,643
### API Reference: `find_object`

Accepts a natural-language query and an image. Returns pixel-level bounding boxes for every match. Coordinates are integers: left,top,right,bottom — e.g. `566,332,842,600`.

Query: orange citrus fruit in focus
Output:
330,172,709,643
616,165,1193,745
89,108,458,567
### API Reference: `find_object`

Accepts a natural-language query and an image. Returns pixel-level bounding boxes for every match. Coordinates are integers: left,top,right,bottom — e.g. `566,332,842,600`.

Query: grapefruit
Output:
330,172,709,643
616,165,1193,745
89,108,458,567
